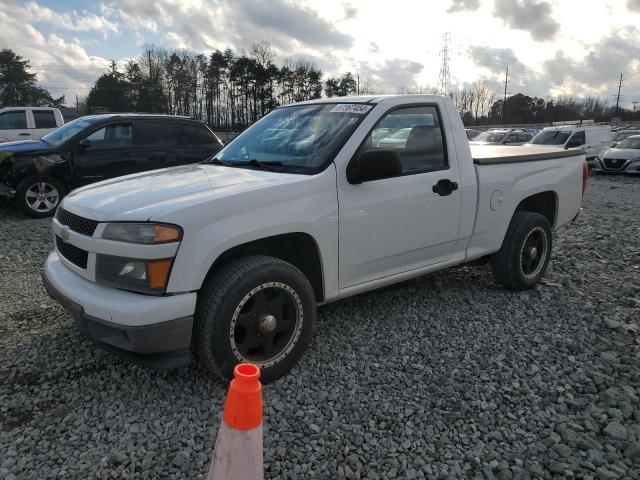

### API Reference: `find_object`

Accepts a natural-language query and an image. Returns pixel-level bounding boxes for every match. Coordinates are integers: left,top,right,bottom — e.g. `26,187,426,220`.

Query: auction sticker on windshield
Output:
330,104,373,114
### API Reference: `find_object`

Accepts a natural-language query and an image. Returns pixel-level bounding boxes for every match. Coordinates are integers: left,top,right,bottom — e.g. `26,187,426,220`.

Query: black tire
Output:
194,255,317,383
490,212,552,291
15,176,65,218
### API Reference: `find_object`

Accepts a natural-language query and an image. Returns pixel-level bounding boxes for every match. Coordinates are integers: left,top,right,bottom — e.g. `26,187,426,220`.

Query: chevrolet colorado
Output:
43,95,588,382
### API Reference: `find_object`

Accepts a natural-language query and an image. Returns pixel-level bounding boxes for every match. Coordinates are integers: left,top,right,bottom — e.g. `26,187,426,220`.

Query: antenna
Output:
436,33,451,97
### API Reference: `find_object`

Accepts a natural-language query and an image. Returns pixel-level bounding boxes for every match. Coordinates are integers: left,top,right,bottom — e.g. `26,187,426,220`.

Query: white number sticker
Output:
330,104,373,114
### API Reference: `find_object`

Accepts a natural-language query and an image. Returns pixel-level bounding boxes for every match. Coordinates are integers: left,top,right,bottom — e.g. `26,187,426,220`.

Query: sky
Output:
1,0,639,108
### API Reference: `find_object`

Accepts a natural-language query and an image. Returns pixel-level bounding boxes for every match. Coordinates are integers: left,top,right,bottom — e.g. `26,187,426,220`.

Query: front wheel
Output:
15,177,65,218
194,255,317,383
490,212,552,290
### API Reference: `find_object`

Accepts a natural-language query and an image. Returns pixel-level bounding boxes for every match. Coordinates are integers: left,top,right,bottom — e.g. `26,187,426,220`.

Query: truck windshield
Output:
473,132,507,142
210,103,371,174
530,130,571,145
41,117,99,147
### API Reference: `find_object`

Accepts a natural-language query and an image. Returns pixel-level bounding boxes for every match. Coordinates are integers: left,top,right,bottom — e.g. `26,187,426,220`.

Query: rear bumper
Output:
42,251,195,369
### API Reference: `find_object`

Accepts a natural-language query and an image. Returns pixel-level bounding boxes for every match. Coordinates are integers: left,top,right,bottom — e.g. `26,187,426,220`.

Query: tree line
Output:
0,49,65,107
86,43,363,131
1,46,638,129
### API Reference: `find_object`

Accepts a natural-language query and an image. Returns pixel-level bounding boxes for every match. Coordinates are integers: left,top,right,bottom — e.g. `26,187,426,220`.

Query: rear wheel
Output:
15,177,64,218
194,255,316,383
490,212,552,290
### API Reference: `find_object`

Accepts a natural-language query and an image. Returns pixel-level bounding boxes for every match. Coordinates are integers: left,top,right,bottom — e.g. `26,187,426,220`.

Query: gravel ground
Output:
1,174,639,480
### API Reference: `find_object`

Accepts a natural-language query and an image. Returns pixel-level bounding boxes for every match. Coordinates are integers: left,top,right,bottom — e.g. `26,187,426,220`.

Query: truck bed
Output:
471,145,585,165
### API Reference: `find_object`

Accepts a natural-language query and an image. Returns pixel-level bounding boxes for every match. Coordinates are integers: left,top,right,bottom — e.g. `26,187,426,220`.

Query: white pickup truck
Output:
0,107,64,143
43,95,587,381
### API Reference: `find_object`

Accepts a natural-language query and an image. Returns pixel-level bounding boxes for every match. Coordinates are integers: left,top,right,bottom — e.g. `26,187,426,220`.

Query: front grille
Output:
56,208,99,236
603,158,627,170
56,235,88,269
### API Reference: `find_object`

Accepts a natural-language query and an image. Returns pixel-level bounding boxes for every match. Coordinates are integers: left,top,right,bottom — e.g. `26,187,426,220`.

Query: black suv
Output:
0,114,224,217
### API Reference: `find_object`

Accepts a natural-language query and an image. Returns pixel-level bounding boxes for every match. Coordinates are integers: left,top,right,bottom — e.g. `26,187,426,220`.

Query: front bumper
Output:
43,251,197,369
592,159,640,175
0,182,15,198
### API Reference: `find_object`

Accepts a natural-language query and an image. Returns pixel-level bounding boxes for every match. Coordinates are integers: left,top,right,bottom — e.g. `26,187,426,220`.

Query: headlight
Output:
95,255,173,294
102,223,181,244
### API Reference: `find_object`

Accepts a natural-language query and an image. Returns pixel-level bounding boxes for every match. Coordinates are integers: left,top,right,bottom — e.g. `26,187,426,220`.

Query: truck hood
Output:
62,164,304,221
0,140,57,157
601,148,640,160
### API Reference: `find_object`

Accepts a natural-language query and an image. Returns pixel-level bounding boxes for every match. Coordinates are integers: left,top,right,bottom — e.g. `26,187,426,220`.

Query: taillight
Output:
582,161,589,197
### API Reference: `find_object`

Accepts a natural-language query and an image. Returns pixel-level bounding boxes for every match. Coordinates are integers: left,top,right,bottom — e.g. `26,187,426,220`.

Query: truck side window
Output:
0,111,27,129
361,106,447,176
567,131,585,148
84,123,133,150
33,110,57,129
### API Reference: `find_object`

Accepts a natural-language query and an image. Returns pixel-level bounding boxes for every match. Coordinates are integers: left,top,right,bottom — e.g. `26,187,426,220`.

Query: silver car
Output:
469,129,532,146
593,135,640,175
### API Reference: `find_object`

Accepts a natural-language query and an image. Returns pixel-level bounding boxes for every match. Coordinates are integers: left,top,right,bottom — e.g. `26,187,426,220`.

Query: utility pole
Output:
631,101,639,113
614,73,623,117
356,72,360,96
502,66,509,124
436,33,452,97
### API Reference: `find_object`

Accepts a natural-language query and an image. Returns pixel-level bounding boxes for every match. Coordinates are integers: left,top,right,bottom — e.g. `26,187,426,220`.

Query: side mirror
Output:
347,149,402,184
77,138,91,151
503,138,512,144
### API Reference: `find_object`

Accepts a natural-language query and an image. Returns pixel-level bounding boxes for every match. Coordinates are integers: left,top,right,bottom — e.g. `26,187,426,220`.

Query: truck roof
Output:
288,94,448,107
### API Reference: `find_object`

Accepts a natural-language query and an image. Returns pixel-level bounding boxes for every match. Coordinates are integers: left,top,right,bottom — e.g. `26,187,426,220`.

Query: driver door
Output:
73,122,135,185
337,105,463,288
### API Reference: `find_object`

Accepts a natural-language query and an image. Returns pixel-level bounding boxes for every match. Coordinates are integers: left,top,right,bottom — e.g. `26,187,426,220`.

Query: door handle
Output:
433,179,458,196
120,152,136,157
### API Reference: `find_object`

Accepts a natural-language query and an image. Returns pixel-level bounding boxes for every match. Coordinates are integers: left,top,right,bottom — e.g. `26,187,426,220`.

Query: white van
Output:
525,125,612,160
0,107,64,143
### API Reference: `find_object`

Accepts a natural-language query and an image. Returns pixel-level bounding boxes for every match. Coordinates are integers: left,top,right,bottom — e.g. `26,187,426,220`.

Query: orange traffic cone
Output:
207,363,264,480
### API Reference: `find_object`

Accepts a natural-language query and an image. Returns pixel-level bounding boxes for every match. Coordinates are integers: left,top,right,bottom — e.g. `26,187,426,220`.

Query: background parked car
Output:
593,135,640,175
464,128,480,140
526,125,612,160
0,107,64,143
0,114,224,217
469,129,532,146
612,129,640,143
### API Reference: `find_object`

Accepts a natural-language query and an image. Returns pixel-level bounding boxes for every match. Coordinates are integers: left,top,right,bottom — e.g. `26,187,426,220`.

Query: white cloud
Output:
0,2,111,104
24,1,118,36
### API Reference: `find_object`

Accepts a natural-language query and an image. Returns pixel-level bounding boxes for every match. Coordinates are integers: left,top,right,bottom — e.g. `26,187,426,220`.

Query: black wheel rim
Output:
520,227,547,277
229,282,303,368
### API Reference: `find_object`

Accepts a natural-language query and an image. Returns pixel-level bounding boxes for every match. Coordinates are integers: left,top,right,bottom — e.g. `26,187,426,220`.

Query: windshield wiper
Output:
208,158,285,172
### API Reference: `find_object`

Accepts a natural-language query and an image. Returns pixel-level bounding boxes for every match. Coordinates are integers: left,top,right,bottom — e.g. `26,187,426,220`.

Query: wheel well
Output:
515,191,557,227
203,233,325,301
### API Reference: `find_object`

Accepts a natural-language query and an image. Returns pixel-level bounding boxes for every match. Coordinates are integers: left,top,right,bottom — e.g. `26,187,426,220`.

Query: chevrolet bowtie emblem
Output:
60,227,70,242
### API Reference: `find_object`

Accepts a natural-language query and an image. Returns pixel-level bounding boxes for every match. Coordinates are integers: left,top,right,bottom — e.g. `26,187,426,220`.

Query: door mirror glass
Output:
347,149,402,184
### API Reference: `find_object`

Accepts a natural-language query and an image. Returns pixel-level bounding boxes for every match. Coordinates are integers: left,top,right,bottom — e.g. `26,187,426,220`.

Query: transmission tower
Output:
436,33,452,97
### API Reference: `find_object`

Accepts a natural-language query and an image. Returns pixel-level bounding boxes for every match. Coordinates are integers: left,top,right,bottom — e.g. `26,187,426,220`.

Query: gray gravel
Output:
1,174,639,479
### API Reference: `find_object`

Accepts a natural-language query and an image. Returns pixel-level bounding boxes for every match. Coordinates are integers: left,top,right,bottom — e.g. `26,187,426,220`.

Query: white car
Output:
43,95,587,382
0,107,64,143
526,125,612,160
593,135,640,175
